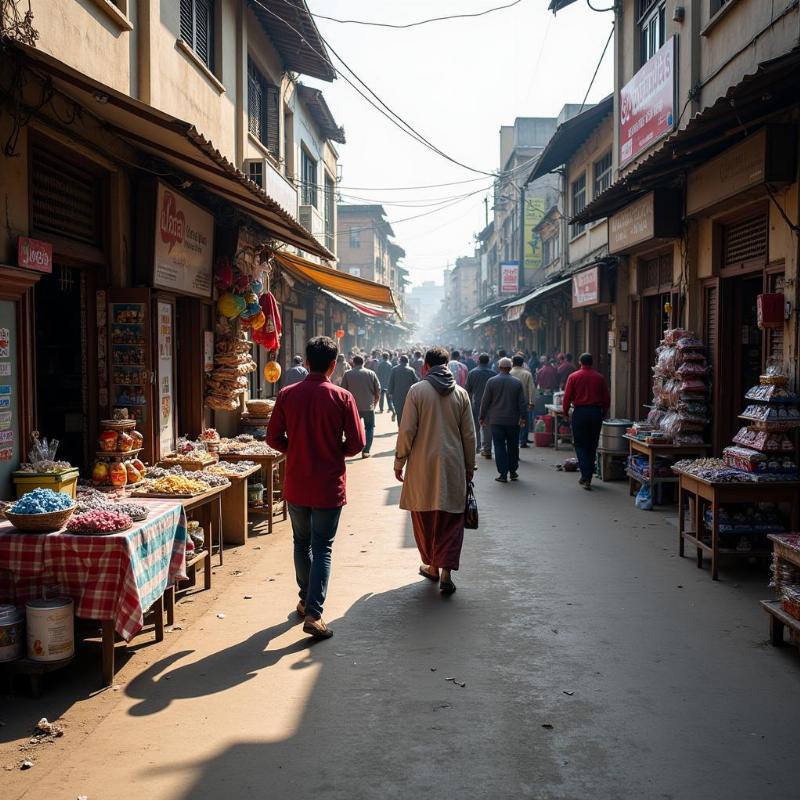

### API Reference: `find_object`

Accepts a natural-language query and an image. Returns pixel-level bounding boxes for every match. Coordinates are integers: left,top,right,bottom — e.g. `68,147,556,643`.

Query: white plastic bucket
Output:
0,604,24,662
26,597,75,662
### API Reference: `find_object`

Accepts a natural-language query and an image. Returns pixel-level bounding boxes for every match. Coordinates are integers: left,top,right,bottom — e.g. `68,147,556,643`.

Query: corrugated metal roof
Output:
296,84,346,144
248,0,336,82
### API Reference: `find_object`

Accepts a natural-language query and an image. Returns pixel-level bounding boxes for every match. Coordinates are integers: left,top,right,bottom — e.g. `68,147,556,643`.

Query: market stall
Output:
762,534,800,648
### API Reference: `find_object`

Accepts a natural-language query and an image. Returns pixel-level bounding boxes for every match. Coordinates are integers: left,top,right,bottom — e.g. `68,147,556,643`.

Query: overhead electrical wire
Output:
579,23,614,111
312,0,524,29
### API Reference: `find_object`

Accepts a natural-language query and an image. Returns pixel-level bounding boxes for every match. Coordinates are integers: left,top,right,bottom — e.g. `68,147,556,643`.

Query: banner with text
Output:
500,261,520,294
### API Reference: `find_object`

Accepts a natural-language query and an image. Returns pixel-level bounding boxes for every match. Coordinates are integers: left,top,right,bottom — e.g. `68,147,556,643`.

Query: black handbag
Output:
464,481,479,529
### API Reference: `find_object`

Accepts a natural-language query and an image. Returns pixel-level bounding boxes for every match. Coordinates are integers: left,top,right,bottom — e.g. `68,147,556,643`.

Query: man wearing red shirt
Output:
267,336,365,638
562,352,610,490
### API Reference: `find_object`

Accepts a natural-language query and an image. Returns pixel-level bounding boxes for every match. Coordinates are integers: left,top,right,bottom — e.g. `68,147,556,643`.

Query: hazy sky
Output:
304,0,614,287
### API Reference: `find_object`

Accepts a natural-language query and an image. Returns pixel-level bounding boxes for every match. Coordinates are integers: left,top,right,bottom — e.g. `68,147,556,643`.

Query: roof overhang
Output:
296,84,345,144
573,46,800,225
247,0,336,81
548,0,579,11
502,277,571,320
8,42,334,259
528,95,613,182
273,250,399,313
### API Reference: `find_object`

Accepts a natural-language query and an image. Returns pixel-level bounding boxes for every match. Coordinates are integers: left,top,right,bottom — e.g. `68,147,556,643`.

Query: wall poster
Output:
157,301,176,456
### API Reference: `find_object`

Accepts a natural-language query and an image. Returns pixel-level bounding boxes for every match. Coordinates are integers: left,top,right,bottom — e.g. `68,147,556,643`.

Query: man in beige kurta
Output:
394,346,476,594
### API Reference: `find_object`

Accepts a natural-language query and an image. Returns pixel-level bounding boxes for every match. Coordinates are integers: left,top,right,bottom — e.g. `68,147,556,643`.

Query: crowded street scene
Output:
2,1,800,798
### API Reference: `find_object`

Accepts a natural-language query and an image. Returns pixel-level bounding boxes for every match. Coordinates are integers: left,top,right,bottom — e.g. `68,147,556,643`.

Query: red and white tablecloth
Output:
0,499,187,641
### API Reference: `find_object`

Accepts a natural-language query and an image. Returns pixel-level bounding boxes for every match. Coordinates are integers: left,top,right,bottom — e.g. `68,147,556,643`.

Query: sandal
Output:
419,565,439,581
439,579,456,595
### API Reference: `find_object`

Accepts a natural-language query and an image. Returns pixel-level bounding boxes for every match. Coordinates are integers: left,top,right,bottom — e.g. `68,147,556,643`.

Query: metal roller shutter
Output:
722,215,768,269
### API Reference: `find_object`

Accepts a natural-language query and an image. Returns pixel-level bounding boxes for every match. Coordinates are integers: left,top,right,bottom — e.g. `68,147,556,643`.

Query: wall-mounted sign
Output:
608,190,682,254
204,331,215,373
500,261,520,294
17,237,53,273
686,125,797,216
572,266,599,308
154,182,214,298
523,198,545,275
157,301,175,456
620,37,676,167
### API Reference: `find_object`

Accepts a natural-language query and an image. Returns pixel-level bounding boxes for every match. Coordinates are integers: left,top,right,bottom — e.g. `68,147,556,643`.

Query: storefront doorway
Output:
34,265,95,471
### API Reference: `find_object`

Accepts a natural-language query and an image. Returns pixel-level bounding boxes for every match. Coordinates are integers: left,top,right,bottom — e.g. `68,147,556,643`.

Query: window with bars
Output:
180,0,215,71
593,151,612,198
301,149,317,207
638,1,665,66
570,174,586,238
722,215,768,269
247,57,280,155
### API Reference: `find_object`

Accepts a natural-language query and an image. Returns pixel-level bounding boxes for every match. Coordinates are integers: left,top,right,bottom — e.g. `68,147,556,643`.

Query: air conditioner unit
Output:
299,204,325,243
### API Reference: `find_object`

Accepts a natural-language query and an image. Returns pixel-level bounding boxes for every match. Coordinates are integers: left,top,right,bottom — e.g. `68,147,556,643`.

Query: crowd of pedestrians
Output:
267,338,608,640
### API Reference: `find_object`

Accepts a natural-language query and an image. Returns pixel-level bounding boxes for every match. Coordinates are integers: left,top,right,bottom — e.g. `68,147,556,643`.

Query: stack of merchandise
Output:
646,329,710,445
92,413,146,490
702,503,787,552
768,534,800,621
626,454,675,483
205,329,257,412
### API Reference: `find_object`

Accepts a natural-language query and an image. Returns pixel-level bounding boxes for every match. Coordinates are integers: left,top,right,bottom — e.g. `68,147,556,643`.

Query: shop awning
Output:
9,42,333,260
273,250,398,313
319,288,391,318
502,277,571,311
472,313,502,328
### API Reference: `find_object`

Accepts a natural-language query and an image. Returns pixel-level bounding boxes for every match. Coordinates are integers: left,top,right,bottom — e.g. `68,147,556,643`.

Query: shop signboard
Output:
154,183,214,298
619,37,676,167
157,301,176,456
572,266,599,308
523,198,545,275
500,261,520,294
17,237,53,273
608,190,682,254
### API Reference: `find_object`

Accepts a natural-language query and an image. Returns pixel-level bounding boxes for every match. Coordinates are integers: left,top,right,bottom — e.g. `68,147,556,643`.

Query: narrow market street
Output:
3,413,799,800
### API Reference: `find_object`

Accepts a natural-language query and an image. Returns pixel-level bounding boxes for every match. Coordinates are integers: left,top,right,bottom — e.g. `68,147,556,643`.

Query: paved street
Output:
4,412,800,800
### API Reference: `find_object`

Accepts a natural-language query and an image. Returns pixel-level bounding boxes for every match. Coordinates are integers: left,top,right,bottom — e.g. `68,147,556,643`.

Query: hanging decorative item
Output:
215,257,234,290
263,360,282,383
241,309,266,330
335,329,345,339
525,316,537,331
218,291,246,319
257,291,282,351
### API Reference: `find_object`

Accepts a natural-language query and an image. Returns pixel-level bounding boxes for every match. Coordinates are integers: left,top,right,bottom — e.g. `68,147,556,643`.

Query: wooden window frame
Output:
301,147,318,208
570,173,587,239
179,0,216,73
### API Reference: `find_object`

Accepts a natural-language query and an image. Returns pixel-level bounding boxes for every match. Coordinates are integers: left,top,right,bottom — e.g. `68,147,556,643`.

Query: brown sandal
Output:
419,565,439,581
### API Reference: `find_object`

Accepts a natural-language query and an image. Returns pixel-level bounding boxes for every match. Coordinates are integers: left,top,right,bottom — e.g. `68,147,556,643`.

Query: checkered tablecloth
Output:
0,500,187,641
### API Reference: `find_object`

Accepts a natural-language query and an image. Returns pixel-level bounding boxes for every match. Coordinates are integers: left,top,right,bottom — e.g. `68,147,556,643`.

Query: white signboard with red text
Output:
619,37,676,167
154,182,214,298
572,266,599,308
500,261,520,294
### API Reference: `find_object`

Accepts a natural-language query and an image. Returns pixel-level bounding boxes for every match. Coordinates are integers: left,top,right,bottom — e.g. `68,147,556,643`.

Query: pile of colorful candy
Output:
206,460,258,476
193,472,230,488
10,488,74,514
113,502,149,521
66,509,132,533
139,475,208,495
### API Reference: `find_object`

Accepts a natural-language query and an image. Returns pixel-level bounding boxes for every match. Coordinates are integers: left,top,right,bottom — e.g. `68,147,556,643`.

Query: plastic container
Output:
26,597,75,662
0,605,24,662
13,468,80,499
534,431,554,447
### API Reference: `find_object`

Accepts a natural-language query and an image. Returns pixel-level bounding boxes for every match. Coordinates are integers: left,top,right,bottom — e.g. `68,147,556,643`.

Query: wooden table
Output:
215,452,288,534
625,436,711,505
545,404,571,450
676,470,800,581
219,464,262,546
762,533,800,648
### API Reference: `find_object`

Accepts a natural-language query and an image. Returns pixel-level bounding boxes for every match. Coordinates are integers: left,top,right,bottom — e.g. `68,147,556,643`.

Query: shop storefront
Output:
687,125,797,449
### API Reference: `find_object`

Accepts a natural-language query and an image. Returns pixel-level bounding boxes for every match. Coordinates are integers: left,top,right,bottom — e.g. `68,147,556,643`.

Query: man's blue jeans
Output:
571,405,604,482
360,410,375,453
491,424,520,476
288,504,342,619
379,389,394,413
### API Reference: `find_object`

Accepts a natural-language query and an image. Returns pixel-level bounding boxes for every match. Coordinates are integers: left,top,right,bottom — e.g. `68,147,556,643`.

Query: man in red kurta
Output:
267,336,365,638
562,352,610,490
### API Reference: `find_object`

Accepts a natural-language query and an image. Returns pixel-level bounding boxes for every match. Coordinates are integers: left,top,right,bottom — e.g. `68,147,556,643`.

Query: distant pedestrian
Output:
331,353,350,386
465,353,496,457
341,355,381,458
267,336,365,639
480,358,526,483
562,352,610,490
388,354,418,425
464,350,477,372
558,353,577,389
283,355,308,386
365,350,379,372
376,352,395,418
412,350,425,378
448,350,468,387
395,346,476,594
510,355,535,448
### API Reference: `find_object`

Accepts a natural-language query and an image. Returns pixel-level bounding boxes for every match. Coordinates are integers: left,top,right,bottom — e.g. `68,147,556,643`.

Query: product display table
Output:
625,436,711,505
675,470,800,581
545,404,571,450
215,452,287,534
218,464,262,546
0,499,187,685
761,533,800,647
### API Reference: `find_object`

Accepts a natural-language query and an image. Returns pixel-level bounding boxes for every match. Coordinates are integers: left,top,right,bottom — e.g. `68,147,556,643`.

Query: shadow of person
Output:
140,584,572,800
125,615,312,716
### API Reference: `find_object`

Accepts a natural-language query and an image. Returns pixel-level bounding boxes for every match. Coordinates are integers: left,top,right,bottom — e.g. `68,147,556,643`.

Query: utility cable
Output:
312,1,523,29
580,23,614,111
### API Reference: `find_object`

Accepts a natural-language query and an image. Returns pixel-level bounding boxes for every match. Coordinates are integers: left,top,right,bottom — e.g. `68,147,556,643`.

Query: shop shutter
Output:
659,254,672,287
703,285,718,365
266,85,281,156
722,215,768,268
31,146,103,247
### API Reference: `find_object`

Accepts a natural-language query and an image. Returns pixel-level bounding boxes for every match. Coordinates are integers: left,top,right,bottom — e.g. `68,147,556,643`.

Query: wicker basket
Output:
100,419,137,432
246,399,273,417
1,504,77,532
